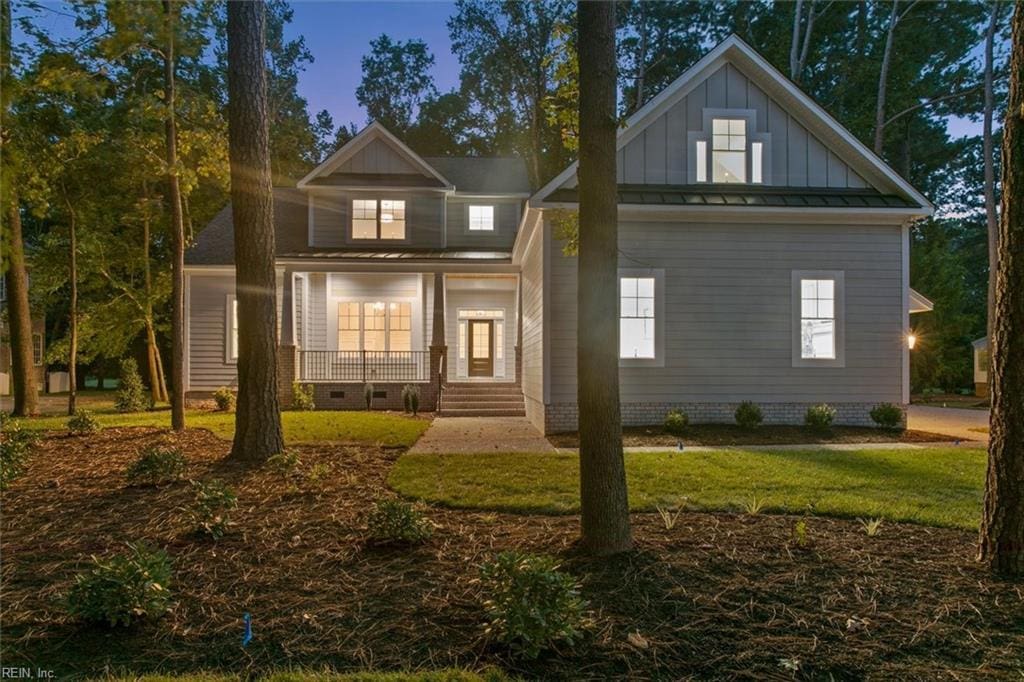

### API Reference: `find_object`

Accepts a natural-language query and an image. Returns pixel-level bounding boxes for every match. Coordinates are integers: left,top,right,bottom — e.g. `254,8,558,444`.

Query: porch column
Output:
427,272,446,410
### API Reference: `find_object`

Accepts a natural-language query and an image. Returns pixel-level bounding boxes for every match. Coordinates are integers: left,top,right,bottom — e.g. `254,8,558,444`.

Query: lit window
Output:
800,279,836,359
32,332,43,366
363,302,387,351
695,140,707,183
338,300,413,352
752,142,763,184
338,302,360,351
388,302,412,351
712,118,746,183
468,205,494,231
351,199,406,240
620,277,655,359
227,296,239,361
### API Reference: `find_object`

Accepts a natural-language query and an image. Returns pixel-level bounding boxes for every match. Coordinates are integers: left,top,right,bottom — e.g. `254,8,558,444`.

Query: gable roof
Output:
298,121,454,190
532,34,933,213
423,156,531,195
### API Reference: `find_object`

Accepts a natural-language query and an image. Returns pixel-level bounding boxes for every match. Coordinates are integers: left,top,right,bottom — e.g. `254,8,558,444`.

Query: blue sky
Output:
14,1,982,139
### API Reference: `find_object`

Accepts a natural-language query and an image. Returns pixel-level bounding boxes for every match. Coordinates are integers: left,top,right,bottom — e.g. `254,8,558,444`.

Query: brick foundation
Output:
543,401,906,434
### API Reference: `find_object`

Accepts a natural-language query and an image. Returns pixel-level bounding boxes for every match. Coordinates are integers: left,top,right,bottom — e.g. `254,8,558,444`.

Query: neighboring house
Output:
973,337,989,397
0,276,46,396
184,35,933,433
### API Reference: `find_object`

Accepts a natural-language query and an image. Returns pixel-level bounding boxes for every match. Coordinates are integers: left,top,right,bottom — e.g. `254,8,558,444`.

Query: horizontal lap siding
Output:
547,221,903,405
520,223,545,427
444,199,521,250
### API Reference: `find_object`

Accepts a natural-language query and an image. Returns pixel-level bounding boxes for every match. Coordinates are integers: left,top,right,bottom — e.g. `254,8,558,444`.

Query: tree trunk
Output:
141,183,167,404
576,0,632,556
984,1,999,362
790,0,804,80
980,0,1024,576
874,1,900,155
3,199,38,416
65,193,77,415
633,0,648,113
227,0,285,462
164,0,186,430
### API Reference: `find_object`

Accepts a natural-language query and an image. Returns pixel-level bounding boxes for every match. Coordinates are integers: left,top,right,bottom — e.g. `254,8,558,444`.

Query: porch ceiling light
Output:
373,301,385,311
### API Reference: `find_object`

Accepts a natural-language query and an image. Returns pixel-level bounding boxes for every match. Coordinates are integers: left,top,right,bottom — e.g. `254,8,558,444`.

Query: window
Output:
32,332,43,366
712,118,746,183
468,205,495,231
695,140,707,183
336,300,413,352
620,277,656,359
751,142,763,184
351,199,406,240
792,271,844,367
226,296,239,362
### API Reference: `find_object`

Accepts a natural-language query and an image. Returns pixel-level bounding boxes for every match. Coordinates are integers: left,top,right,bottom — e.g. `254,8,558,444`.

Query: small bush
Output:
292,382,315,411
402,384,421,415
734,401,763,429
188,479,237,540
791,519,810,548
804,403,836,433
1,419,37,489
479,551,588,659
364,382,375,410
126,446,187,486
115,358,149,413
860,517,884,537
67,410,101,435
212,387,236,412
266,449,301,475
663,409,689,436
870,402,904,430
366,500,433,545
66,542,172,627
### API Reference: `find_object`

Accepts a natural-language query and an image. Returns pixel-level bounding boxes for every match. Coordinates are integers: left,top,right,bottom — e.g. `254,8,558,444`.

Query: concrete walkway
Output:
409,416,555,454
908,405,989,443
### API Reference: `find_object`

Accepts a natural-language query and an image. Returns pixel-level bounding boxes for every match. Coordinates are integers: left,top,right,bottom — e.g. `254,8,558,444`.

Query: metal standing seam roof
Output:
276,250,513,262
545,184,920,209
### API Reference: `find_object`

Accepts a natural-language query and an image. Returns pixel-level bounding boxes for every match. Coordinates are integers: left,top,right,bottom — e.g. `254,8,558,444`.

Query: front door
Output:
468,320,494,377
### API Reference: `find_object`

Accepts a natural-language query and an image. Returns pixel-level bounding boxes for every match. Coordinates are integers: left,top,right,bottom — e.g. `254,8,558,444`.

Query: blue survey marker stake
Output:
242,613,253,647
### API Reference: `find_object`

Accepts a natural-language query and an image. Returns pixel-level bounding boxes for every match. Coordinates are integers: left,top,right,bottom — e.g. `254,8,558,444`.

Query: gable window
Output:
712,118,746,183
336,300,413,352
468,205,495,231
226,295,239,362
351,198,406,240
620,276,656,359
792,271,844,367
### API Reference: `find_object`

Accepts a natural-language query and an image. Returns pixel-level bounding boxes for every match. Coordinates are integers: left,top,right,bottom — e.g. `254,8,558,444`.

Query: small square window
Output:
468,205,494,231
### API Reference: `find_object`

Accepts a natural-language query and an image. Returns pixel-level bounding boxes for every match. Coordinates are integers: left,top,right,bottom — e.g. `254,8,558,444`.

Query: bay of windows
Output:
337,301,412,352
352,199,406,240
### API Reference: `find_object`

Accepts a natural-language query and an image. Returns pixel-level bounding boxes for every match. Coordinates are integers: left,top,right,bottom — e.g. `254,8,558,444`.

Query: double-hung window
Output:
32,332,43,366
226,295,239,362
468,205,494,231
792,271,844,367
351,199,406,240
618,273,664,364
337,301,412,352
693,113,767,184
712,118,746,183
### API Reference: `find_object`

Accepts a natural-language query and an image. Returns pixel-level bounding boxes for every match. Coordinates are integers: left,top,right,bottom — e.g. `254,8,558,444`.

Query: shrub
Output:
126,446,187,486
66,542,172,627
663,409,688,436
292,382,315,411
1,419,37,489
364,382,375,410
479,551,588,659
188,479,238,540
366,500,433,545
804,403,836,433
212,387,236,412
266,449,301,475
67,410,101,435
115,358,149,413
402,384,421,415
870,402,904,430
734,401,763,429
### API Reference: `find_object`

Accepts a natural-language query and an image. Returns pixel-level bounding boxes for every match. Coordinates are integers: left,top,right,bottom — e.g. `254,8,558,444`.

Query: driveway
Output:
908,405,989,443
409,416,555,454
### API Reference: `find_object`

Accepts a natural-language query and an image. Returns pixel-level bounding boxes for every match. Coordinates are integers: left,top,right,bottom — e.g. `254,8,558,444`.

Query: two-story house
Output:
184,35,933,434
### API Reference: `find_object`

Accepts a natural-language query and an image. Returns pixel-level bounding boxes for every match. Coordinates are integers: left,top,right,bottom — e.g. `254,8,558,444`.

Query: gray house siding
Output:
615,63,869,189
309,191,445,248
543,219,904,431
334,137,429,176
519,220,546,430
444,198,522,250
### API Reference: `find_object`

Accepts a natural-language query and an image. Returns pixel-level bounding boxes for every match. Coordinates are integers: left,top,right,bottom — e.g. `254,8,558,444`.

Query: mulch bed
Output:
549,424,961,448
2,428,1020,680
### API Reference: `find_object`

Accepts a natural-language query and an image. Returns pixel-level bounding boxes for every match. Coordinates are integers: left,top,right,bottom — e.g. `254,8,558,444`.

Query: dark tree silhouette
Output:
164,0,186,431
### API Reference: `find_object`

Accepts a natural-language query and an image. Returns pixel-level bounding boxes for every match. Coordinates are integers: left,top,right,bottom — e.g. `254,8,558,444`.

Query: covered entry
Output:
446,274,517,381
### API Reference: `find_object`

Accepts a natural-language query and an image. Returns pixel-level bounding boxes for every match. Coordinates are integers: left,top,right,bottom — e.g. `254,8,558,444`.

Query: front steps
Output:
441,381,526,417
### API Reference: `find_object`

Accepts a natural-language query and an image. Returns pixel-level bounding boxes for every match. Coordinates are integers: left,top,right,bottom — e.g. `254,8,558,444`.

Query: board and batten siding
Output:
332,137,430,176
186,272,283,392
614,63,868,189
519,219,546,430
444,199,522,250
309,191,445,249
546,219,903,407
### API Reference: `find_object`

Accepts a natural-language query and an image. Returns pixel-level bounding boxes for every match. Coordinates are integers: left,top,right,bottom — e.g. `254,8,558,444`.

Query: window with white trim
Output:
712,118,746,183
620,276,656,359
799,278,836,359
336,301,413,352
468,205,494,231
32,332,43,366
351,198,406,240
226,296,239,361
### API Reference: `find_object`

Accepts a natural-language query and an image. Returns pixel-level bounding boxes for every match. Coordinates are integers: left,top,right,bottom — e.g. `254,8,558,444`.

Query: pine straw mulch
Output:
2,427,1021,680
548,424,961,449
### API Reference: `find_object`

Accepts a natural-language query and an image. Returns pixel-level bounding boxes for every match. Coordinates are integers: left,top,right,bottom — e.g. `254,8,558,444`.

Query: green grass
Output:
17,409,429,447
390,448,986,530
97,670,510,682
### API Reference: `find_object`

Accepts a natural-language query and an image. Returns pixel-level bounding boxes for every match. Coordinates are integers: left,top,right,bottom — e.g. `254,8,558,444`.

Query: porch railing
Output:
299,350,430,383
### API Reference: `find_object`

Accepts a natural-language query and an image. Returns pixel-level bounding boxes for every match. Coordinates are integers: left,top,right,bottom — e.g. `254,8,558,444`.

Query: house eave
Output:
529,202,930,224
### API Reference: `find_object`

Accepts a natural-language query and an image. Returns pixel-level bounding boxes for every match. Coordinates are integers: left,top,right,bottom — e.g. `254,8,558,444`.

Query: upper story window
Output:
692,111,768,185
351,199,406,240
712,118,746,183
468,205,495,231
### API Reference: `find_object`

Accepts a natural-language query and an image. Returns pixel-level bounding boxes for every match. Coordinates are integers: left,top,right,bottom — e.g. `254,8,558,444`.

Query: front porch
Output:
278,270,522,412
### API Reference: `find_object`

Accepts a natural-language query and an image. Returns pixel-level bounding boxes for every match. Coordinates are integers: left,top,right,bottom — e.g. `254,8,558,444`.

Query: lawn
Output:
16,408,429,447
390,447,986,530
